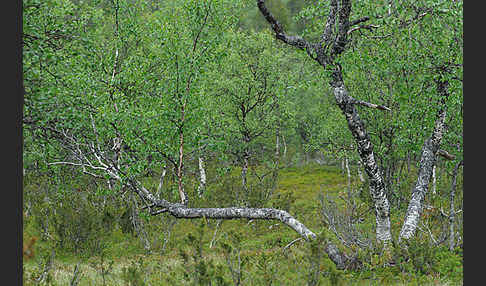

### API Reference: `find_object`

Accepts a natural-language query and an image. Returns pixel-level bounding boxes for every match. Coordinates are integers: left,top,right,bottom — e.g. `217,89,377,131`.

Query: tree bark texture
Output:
331,73,392,242
399,80,449,242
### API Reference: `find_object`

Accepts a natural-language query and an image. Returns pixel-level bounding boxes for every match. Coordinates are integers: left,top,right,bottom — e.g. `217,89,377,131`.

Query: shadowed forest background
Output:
22,0,463,285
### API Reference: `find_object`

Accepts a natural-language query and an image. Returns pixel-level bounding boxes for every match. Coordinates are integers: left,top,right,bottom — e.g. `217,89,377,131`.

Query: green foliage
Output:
23,0,462,285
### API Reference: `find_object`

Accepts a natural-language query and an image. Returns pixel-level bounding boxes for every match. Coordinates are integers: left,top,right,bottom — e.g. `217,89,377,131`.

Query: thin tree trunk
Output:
357,160,365,183
241,149,249,196
177,102,188,205
399,80,449,242
197,156,207,197
272,123,281,194
345,156,352,201
407,151,411,174
432,165,437,195
130,193,151,252
157,164,167,200
282,133,287,158
449,160,463,251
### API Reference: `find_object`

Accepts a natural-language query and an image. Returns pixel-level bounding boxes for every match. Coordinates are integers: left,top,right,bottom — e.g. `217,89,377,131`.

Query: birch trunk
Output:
432,165,437,195
177,118,188,205
127,179,348,268
197,156,207,197
282,134,287,158
332,74,392,243
399,80,449,242
241,150,249,195
345,156,352,201
157,165,167,200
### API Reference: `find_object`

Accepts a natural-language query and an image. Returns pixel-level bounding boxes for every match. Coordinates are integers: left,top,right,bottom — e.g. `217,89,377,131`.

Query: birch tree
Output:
256,0,393,244
23,0,320,254
256,0,462,259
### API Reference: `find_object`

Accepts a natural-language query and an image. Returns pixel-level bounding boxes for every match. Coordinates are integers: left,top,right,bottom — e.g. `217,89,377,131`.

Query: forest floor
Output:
22,164,463,285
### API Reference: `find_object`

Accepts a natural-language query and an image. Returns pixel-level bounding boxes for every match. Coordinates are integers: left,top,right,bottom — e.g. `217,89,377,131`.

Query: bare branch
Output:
256,0,312,51
347,24,380,35
350,16,370,27
283,237,303,251
438,149,456,160
353,99,391,111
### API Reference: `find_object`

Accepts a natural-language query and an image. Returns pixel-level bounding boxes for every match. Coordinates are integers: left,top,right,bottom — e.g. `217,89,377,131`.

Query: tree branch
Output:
353,99,391,111
256,0,312,51
438,149,455,161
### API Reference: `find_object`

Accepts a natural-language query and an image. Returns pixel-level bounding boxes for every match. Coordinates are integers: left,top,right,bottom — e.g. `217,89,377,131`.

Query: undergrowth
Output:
23,163,463,285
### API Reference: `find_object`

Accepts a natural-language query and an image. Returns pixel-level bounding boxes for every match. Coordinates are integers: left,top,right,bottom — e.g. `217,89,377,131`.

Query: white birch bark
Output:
197,156,207,197
156,165,167,200
345,156,352,201
282,134,287,157
333,81,392,243
399,81,449,242
432,165,437,195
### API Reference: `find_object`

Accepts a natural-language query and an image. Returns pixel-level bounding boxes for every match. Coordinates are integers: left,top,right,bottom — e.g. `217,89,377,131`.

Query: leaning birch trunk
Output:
399,80,449,242
449,160,463,251
197,156,207,197
332,73,392,243
256,0,392,244
127,179,348,268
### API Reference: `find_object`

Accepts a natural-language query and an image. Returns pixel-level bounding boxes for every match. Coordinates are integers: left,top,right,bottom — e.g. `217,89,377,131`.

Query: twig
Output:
283,237,303,251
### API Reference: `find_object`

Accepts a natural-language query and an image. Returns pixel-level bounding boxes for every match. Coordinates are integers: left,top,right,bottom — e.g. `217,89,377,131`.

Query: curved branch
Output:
256,0,312,51
130,179,348,268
